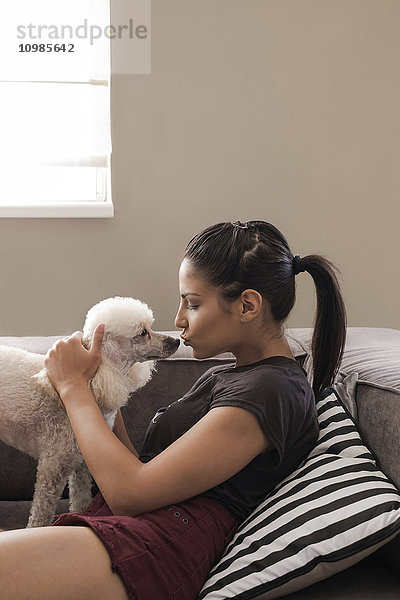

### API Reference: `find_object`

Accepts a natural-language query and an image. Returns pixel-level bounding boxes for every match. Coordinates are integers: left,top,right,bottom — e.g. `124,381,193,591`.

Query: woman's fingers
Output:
43,326,104,392
51,327,104,351
70,331,83,339
90,324,105,357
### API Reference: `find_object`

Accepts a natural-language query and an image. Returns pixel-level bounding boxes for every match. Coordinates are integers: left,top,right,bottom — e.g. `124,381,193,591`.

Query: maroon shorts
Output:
51,492,238,600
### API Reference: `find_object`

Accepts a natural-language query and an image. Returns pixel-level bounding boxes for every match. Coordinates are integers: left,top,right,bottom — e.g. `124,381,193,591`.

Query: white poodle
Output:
0,296,180,528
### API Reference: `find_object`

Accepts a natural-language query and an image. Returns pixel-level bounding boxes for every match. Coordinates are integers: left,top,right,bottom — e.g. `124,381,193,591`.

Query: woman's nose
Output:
174,306,186,329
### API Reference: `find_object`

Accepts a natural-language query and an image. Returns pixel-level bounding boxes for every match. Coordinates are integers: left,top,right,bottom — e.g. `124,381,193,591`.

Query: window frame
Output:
0,162,113,218
0,1,112,219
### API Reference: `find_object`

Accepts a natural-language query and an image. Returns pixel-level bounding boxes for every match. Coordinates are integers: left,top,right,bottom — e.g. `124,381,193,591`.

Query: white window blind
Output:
0,0,112,217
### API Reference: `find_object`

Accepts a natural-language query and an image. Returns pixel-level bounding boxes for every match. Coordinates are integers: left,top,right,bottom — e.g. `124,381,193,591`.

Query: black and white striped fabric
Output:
199,388,400,600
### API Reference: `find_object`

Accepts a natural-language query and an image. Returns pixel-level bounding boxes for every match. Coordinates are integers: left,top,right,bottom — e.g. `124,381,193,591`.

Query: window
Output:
0,0,112,218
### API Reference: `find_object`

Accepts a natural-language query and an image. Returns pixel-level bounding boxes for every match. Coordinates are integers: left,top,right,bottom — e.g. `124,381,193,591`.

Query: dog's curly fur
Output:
0,296,179,528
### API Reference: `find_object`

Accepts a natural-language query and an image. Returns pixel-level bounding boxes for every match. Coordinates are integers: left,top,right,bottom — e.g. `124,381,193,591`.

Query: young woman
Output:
0,220,346,600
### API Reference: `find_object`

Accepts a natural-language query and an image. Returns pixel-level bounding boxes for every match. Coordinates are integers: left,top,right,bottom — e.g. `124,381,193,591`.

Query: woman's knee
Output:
0,525,129,600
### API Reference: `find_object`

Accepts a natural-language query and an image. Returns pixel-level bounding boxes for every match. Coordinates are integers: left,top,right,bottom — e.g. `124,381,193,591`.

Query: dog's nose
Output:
166,336,180,351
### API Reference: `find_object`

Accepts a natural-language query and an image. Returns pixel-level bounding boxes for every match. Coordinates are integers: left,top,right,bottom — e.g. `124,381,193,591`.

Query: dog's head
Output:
83,296,180,374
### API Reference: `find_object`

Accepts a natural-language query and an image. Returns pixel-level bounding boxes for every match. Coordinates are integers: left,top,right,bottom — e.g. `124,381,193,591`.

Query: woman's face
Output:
174,258,241,359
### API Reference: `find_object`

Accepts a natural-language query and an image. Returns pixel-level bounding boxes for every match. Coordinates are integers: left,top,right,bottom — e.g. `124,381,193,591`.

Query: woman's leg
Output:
0,525,129,600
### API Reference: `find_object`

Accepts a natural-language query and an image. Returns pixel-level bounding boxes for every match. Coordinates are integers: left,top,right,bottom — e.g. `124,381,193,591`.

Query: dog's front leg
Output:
27,456,70,528
68,461,93,513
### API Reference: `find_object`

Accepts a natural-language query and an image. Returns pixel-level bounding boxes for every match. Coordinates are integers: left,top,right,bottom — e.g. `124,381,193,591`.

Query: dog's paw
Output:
128,360,156,390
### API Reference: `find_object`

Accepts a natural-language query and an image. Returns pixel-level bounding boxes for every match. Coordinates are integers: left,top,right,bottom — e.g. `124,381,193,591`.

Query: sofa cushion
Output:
198,388,400,600
329,373,400,577
0,336,64,354
294,327,400,491
295,327,400,392
0,499,69,531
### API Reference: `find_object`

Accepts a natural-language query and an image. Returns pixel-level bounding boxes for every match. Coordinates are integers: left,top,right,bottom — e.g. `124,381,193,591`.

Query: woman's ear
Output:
239,289,263,320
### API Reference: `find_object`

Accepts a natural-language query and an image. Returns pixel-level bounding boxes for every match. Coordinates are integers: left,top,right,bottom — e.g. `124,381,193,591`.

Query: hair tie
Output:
293,254,306,276
231,221,248,229
231,221,259,234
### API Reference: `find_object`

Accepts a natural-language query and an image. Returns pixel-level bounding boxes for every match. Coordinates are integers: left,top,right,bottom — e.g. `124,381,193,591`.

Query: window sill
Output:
0,201,114,218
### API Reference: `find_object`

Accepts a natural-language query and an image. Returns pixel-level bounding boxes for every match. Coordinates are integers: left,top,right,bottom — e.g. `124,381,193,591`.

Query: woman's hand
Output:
44,323,105,397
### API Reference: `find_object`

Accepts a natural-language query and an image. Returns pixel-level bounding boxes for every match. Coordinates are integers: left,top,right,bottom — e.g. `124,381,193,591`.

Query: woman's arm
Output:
44,325,271,517
113,408,139,458
56,382,144,514
58,381,270,517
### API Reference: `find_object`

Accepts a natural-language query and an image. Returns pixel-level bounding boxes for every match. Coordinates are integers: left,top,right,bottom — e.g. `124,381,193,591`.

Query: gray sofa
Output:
0,327,399,598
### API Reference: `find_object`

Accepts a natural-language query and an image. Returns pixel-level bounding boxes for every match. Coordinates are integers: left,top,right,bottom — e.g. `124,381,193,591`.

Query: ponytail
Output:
300,255,347,396
184,221,347,397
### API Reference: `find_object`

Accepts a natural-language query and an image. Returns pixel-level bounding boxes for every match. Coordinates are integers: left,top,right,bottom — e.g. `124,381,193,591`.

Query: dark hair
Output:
183,220,346,396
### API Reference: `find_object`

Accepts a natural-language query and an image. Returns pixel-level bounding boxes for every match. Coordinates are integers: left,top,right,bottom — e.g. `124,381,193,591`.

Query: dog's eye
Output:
140,329,148,337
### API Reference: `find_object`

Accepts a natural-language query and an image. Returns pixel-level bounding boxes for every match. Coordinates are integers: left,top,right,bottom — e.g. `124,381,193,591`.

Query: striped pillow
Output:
199,388,400,600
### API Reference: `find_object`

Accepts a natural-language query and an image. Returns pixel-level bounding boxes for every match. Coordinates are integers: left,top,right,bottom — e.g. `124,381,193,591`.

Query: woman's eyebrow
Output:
181,293,202,299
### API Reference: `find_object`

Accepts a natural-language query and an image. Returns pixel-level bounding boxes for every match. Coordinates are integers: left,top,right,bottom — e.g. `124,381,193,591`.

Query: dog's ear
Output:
101,334,131,366
31,368,59,400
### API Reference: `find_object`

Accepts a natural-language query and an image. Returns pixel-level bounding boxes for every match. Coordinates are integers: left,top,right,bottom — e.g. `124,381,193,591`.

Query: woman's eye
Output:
187,305,199,310
140,329,148,337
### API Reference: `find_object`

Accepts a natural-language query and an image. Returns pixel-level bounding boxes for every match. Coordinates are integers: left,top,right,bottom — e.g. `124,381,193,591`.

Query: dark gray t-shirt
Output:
139,356,319,524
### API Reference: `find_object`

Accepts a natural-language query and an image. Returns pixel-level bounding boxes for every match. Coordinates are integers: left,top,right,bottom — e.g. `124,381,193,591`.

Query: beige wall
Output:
0,0,399,335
